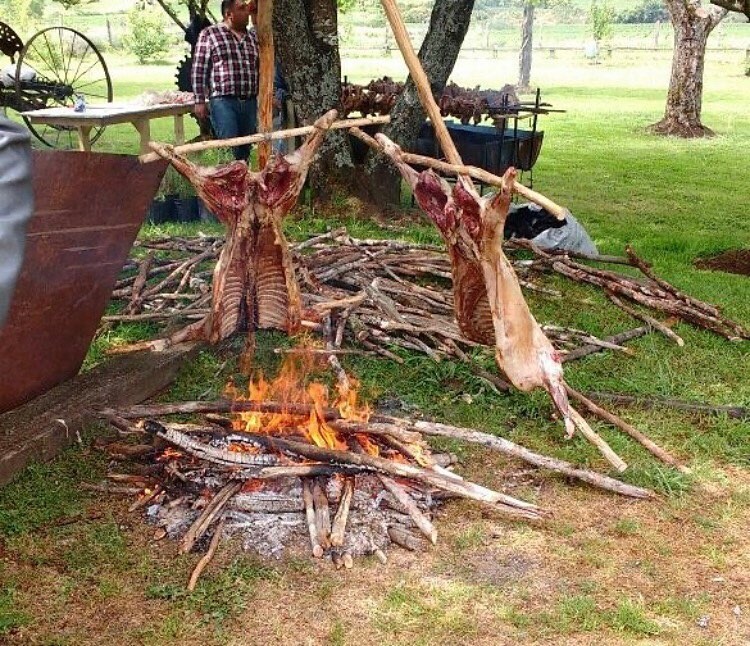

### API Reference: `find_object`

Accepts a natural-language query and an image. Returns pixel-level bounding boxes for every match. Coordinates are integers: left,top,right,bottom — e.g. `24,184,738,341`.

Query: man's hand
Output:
194,102,209,120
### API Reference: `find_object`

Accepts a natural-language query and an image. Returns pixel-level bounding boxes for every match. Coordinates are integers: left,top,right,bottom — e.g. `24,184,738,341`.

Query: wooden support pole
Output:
257,0,274,167
350,127,569,220
139,115,390,162
379,0,462,165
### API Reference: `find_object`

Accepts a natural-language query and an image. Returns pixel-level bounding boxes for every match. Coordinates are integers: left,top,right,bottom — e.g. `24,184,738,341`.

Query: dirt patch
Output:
695,249,750,276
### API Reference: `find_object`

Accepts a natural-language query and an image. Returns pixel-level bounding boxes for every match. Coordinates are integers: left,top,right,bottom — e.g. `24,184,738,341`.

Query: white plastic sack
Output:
531,211,598,256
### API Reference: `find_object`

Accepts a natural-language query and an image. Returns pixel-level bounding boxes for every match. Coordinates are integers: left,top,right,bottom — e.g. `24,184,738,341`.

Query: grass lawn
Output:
0,49,748,645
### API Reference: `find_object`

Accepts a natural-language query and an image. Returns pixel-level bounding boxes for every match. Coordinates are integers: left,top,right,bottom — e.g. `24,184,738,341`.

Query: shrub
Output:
589,1,615,44
124,7,170,64
616,0,669,23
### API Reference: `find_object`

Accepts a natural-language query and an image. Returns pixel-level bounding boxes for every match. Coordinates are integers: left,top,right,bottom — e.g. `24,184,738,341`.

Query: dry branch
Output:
379,475,437,544
302,479,324,558
330,477,354,547
378,418,655,498
180,481,241,554
565,385,690,473
243,433,543,519
187,518,225,591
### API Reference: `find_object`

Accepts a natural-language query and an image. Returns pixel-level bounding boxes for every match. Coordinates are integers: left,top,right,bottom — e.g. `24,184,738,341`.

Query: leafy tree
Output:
589,0,615,43
124,7,171,64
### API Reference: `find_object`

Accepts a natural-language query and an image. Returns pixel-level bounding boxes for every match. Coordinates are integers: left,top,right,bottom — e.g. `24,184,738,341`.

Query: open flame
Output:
226,351,372,453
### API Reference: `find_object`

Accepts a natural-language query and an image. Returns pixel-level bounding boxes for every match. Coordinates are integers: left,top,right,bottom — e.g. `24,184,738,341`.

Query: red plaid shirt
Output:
192,23,259,103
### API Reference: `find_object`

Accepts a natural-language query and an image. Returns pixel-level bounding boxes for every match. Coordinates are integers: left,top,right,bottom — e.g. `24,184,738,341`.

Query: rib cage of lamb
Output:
147,110,339,365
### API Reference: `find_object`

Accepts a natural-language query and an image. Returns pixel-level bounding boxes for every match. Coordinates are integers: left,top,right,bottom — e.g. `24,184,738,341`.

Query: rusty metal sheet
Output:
0,151,168,413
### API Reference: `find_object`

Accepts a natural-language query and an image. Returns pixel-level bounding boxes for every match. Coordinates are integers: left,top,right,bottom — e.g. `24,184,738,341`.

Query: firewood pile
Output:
341,77,543,125
107,229,748,364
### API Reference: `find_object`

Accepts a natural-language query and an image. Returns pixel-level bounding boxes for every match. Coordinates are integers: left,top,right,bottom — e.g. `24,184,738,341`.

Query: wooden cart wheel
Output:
15,27,113,149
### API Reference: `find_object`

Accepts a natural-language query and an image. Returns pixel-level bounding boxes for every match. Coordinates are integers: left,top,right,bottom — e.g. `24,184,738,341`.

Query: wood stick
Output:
561,326,651,363
568,407,628,472
312,479,332,549
388,525,424,551
379,0,461,165
379,475,437,544
312,291,367,312
302,480,324,558
105,399,340,420
350,127,568,220
256,0,274,167
243,433,543,519
187,517,225,592
157,427,280,467
139,115,391,162
127,251,155,314
330,477,354,547
607,293,685,347
101,311,209,323
565,385,690,473
235,464,369,480
181,481,241,554
382,418,654,499
127,484,162,512
625,245,724,319
583,391,750,421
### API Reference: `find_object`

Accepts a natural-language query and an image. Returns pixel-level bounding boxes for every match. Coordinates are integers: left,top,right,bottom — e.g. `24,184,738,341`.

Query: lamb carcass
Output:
375,134,576,435
146,109,338,361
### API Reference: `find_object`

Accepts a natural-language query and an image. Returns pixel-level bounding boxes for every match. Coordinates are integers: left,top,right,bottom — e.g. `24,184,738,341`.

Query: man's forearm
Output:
0,118,33,327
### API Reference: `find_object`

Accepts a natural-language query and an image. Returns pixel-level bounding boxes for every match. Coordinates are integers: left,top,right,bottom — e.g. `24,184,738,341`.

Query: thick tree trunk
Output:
517,2,534,91
273,0,354,197
360,0,475,206
649,1,727,137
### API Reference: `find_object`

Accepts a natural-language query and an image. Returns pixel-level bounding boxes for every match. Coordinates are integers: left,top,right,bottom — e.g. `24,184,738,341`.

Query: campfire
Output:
98,344,661,588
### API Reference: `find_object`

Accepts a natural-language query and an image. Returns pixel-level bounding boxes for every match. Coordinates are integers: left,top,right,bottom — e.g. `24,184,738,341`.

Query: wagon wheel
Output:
15,27,113,149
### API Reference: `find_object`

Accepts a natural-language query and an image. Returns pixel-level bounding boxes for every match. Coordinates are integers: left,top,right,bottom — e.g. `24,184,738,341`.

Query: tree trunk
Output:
360,0,475,206
517,1,534,91
649,1,727,137
273,0,354,197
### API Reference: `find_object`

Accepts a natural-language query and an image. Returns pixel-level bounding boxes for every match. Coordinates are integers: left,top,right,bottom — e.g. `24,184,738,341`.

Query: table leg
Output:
77,126,92,152
132,119,152,155
174,114,185,145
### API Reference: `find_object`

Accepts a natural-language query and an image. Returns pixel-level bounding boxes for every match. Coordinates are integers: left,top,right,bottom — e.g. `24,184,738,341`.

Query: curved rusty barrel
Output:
0,151,168,413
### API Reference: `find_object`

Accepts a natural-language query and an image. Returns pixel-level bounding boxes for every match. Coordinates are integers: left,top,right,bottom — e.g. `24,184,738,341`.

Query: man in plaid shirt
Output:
192,0,259,160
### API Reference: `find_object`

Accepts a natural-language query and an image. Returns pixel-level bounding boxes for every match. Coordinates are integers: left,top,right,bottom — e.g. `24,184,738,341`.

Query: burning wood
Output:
96,343,661,575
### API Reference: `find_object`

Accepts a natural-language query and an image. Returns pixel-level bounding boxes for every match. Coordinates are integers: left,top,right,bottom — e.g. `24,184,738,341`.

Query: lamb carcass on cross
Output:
146,109,339,366
374,134,582,440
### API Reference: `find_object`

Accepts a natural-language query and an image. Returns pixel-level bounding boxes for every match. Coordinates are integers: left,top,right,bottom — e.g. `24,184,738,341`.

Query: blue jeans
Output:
209,96,257,161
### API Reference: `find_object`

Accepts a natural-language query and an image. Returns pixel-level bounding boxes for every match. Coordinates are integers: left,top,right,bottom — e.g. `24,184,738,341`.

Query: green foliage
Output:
615,0,669,23
1,0,44,36
589,0,615,42
124,7,170,64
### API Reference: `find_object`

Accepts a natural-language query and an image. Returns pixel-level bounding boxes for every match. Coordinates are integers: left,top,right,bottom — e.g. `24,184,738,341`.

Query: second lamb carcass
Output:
147,109,339,362
375,134,576,437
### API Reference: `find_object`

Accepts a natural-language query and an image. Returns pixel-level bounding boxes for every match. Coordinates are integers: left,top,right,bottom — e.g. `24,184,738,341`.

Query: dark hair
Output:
220,0,235,17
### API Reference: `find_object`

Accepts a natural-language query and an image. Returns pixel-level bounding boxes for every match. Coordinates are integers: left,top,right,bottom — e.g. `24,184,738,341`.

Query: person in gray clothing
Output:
0,117,33,327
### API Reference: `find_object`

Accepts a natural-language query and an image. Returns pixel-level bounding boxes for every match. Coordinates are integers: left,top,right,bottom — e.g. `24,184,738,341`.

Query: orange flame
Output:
226,348,370,452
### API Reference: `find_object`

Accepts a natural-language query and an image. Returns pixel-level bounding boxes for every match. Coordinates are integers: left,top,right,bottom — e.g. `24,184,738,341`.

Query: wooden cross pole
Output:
257,0,274,167
379,0,464,171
